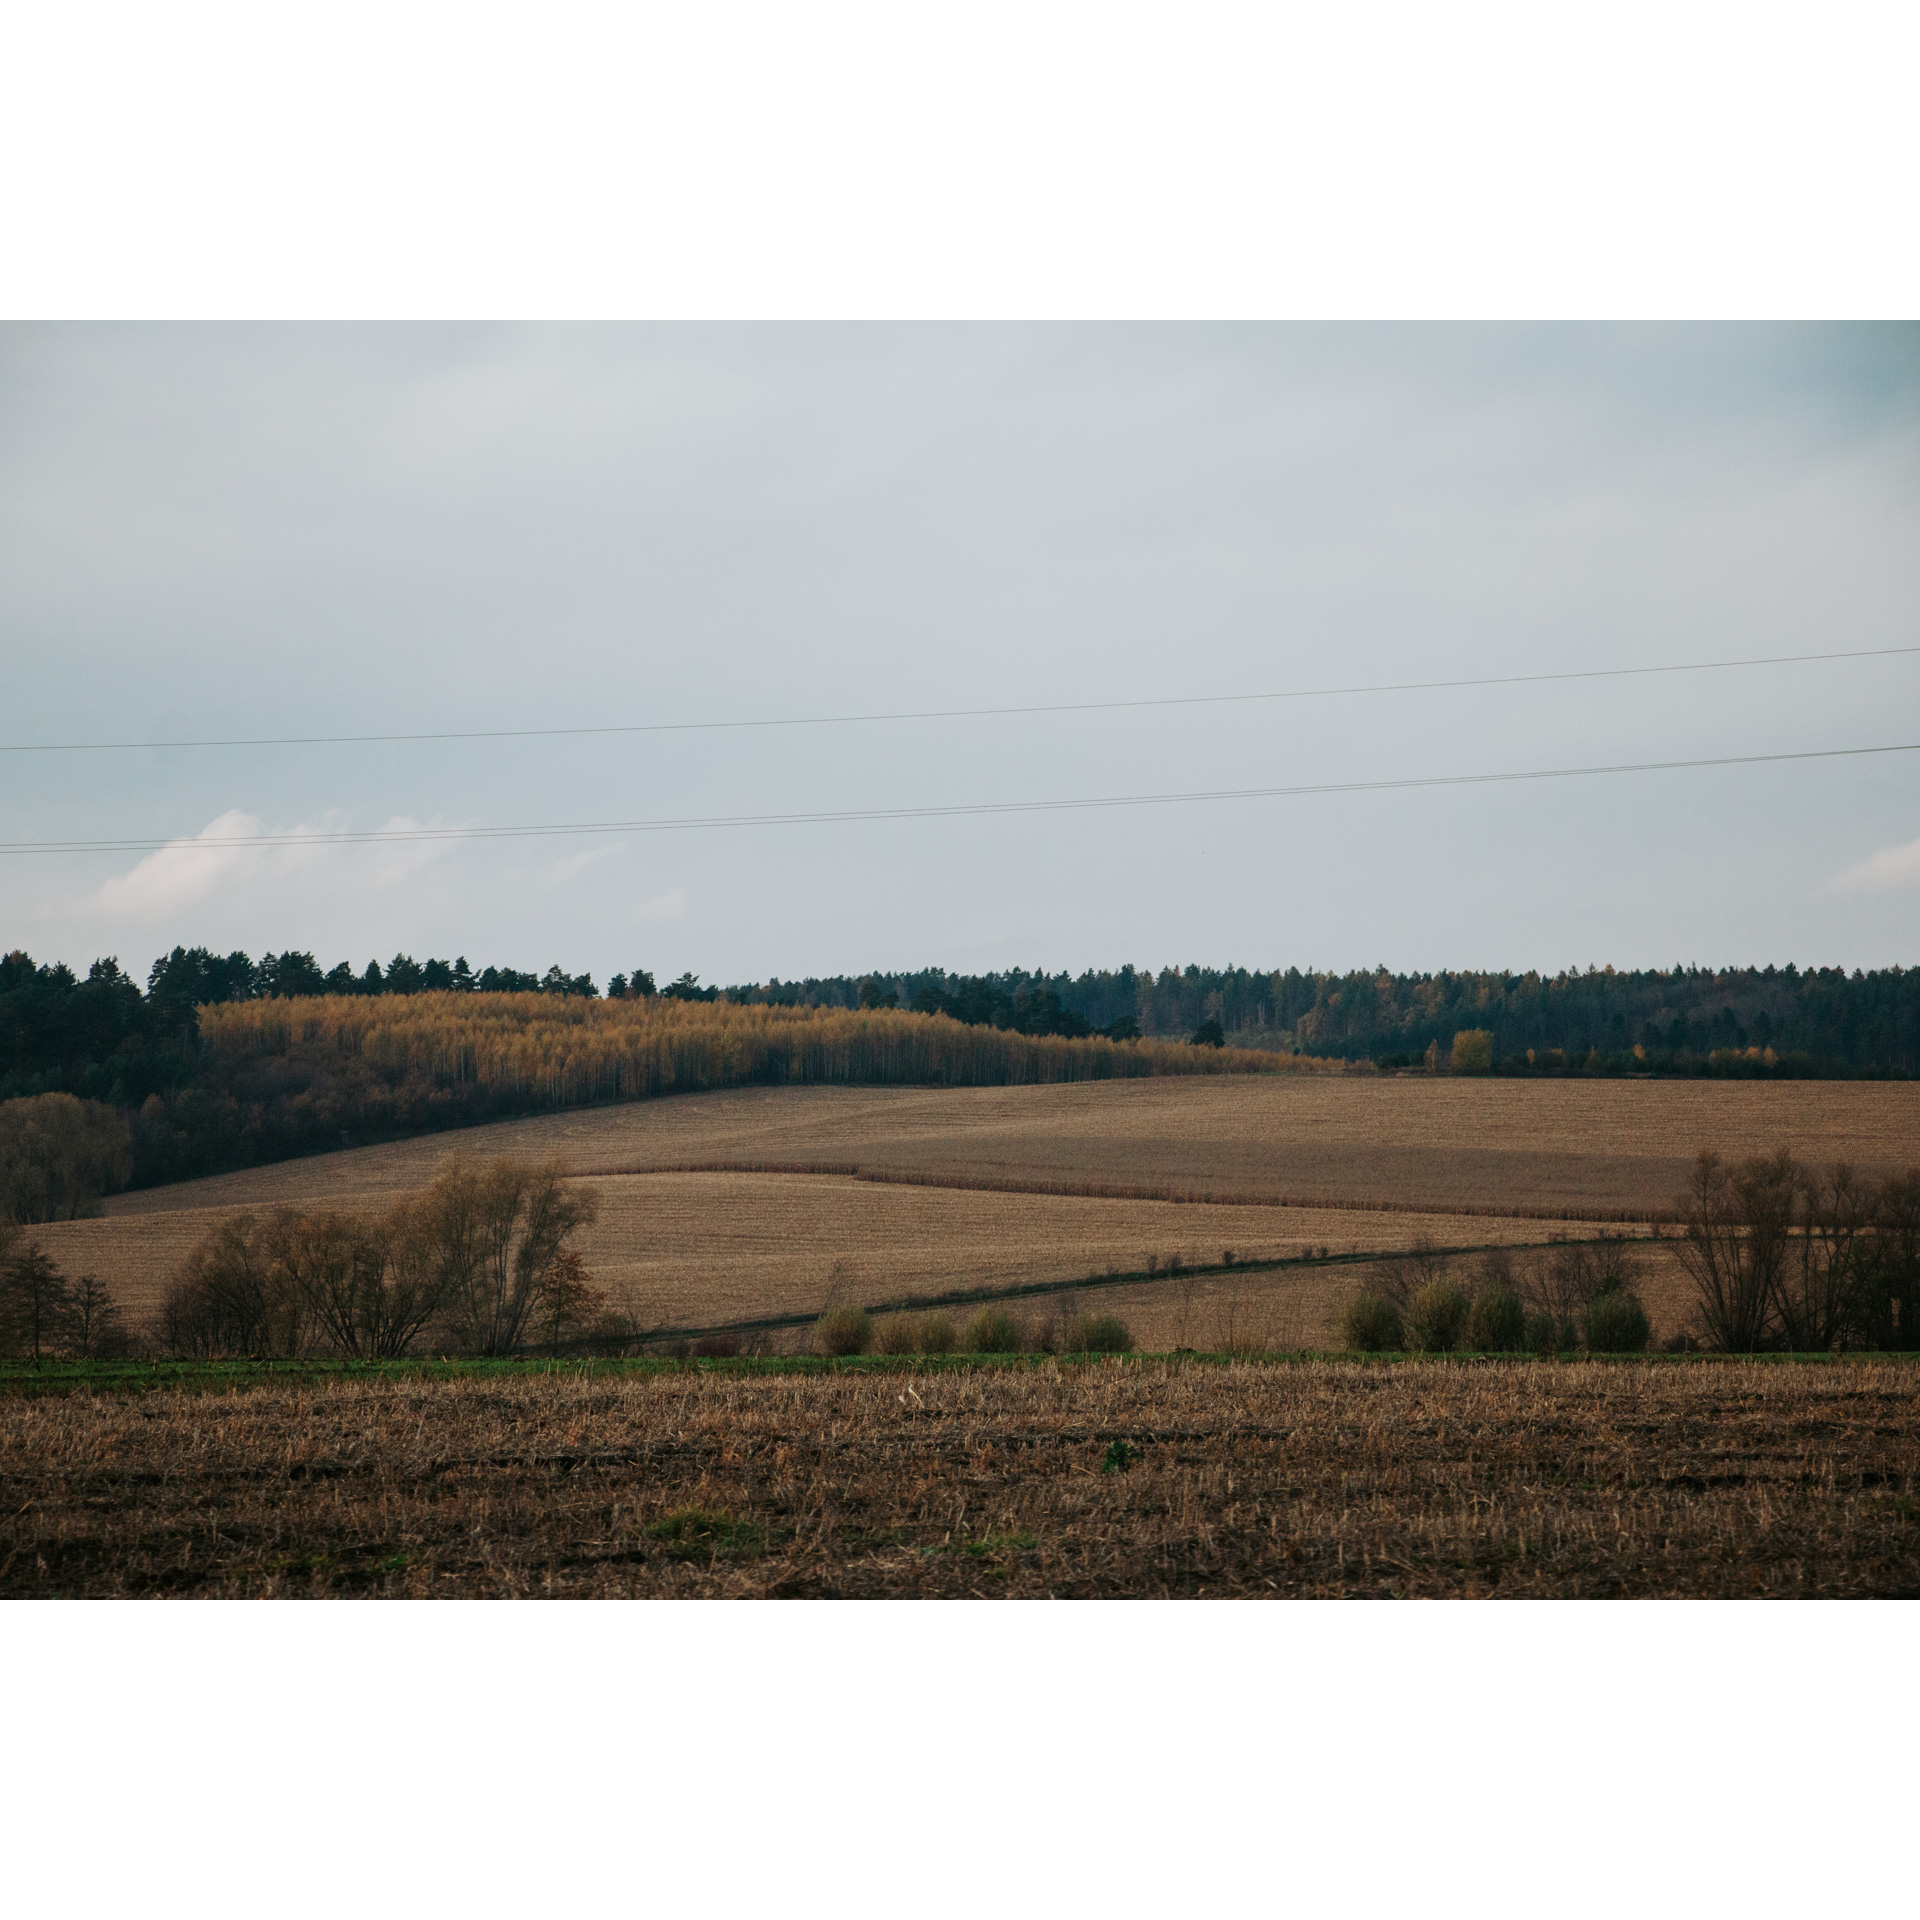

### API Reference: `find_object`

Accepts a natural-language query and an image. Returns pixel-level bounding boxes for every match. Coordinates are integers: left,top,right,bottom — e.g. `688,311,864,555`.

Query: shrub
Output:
690,1332,740,1358
1525,1310,1568,1356
814,1306,872,1356
1341,1292,1402,1351
872,1313,919,1355
916,1313,958,1355
965,1306,1023,1353
1063,1311,1133,1354
1464,1285,1526,1352
1373,1237,1453,1309
1406,1280,1468,1352
1584,1289,1651,1353
1450,1029,1494,1073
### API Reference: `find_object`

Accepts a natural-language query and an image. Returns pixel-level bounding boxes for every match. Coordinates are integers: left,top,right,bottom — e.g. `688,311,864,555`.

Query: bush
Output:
1525,1310,1569,1356
1464,1285,1526,1352
1341,1292,1402,1351
871,1313,918,1355
965,1306,1023,1353
1063,1311,1133,1354
1584,1289,1651,1353
690,1332,740,1358
1450,1029,1494,1073
1406,1280,1468,1352
916,1313,958,1355
814,1306,872,1356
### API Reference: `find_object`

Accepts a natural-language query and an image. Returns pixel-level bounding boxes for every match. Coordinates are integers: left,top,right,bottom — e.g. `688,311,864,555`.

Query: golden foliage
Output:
195,993,1338,1111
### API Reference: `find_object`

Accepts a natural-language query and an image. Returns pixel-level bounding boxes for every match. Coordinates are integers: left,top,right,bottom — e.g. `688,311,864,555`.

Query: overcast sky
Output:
2,323,1915,987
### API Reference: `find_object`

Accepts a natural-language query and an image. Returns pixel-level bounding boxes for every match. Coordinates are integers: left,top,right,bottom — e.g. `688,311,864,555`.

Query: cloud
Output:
97,809,462,921
551,842,624,884
1834,834,1920,894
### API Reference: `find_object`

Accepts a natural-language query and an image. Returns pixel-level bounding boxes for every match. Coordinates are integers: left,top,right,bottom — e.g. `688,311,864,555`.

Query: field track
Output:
36,1076,1918,1349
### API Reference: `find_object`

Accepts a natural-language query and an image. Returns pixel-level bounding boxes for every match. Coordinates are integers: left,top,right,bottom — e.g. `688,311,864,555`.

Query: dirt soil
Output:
5,1358,1915,1598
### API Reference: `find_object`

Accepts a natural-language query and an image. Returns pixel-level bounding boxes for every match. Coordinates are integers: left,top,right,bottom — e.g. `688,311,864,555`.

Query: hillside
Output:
46,1073,1920,1350
129,994,1332,1184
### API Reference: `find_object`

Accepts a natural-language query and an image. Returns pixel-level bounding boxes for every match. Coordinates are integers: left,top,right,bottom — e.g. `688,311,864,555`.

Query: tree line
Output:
127,994,1307,1185
8,948,1913,1116
1,945,606,1108
732,961,1917,1076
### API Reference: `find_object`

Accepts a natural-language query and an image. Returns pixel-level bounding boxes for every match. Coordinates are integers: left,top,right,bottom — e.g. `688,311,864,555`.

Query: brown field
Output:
103,1074,1920,1219
38,1074,1914,1351
6,1358,1916,1597
47,1171,1691,1345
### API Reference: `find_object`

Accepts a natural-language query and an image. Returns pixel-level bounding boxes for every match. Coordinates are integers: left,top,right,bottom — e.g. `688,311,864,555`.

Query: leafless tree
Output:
1673,1150,1796,1351
425,1156,599,1357
159,1213,310,1358
1780,1162,1875,1351
1374,1235,1453,1310
1853,1171,1920,1348
1518,1235,1643,1341
263,1204,456,1360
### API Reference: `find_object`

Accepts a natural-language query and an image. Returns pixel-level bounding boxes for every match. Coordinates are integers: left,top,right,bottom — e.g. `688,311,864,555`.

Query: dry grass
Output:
6,1359,1915,1597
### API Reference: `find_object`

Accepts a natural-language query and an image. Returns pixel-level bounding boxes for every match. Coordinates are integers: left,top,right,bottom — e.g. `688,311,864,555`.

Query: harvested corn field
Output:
103,1075,1920,1223
45,1171,1654,1341
40,1074,1914,1351
6,1357,1916,1597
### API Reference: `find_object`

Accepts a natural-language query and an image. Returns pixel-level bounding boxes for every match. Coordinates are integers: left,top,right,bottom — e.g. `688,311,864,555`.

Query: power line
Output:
3,644,1914,754
4,741,1912,855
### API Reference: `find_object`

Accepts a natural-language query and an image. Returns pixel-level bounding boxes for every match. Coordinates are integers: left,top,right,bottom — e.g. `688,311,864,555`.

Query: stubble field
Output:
38,1074,1916,1349
5,1357,1915,1597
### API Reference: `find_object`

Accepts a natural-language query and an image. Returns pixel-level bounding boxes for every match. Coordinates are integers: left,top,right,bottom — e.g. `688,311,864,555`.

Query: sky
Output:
2,322,1916,989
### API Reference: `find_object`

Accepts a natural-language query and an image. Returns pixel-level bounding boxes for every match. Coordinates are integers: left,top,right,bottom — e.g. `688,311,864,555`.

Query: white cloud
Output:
1834,834,1920,894
551,842,624,884
97,809,462,922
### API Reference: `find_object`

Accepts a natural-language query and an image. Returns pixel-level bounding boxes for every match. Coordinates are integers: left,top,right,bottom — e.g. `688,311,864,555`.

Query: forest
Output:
743,962,1919,1077
5,946,1915,1123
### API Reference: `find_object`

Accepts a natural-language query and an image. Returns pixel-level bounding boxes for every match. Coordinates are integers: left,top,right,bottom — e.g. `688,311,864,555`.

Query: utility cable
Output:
2,644,1913,753
2,741,1912,854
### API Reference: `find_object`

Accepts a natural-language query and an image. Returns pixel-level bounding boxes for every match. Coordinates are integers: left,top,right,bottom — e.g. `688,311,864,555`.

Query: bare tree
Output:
1781,1162,1874,1351
1374,1236,1453,1310
1516,1235,1643,1344
1673,1150,1796,1352
159,1213,310,1358
1853,1171,1920,1349
426,1156,599,1357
